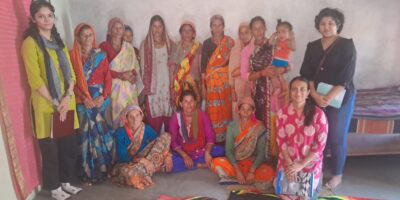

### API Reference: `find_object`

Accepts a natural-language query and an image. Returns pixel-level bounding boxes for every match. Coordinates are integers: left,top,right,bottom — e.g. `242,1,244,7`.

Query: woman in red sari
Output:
201,15,235,144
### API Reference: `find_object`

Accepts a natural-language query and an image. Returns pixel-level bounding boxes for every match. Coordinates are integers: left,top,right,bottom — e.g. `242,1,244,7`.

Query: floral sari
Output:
205,36,234,143
109,42,143,128
112,123,171,189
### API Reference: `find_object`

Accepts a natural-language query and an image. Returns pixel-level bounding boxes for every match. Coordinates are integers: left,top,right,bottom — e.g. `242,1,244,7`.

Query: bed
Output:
347,86,400,156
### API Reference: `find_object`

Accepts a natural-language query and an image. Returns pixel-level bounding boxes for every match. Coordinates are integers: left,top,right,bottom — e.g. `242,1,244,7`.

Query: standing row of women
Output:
21,0,356,199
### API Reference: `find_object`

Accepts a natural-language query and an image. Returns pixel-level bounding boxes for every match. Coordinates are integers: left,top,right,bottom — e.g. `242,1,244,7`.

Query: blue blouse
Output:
115,124,158,163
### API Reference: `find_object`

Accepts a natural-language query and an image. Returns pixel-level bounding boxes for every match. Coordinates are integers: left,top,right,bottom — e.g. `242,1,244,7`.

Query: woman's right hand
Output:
182,154,194,169
261,66,277,78
234,167,246,184
312,92,329,107
83,98,95,109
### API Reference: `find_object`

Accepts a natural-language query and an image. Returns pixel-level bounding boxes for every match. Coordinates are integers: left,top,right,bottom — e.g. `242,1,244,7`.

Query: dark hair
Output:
77,24,91,37
314,8,345,34
24,0,64,47
250,16,266,29
289,76,316,126
276,19,293,31
124,25,133,33
178,89,197,109
23,0,65,86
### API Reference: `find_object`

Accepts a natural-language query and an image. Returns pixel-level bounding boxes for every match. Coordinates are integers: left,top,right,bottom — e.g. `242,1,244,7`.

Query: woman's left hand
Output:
94,96,104,108
286,161,304,176
58,96,70,114
245,172,255,184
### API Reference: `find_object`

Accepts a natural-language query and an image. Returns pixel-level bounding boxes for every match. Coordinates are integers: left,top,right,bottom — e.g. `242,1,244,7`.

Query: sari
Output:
75,51,115,182
170,41,202,107
70,23,114,182
112,123,171,189
248,40,279,159
204,36,235,143
211,120,275,182
106,41,143,128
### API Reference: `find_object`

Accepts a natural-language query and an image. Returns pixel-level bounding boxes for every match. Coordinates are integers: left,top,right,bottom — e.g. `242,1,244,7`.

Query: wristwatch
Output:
65,90,73,97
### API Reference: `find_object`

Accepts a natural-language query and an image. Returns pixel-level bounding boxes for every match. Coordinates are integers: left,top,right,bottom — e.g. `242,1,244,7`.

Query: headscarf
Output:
106,17,125,42
70,23,97,103
121,104,143,125
229,22,251,85
141,15,173,95
179,21,196,39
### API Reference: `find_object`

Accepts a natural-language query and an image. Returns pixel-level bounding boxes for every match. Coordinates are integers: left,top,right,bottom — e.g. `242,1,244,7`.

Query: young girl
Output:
21,0,82,199
275,76,328,200
269,19,296,112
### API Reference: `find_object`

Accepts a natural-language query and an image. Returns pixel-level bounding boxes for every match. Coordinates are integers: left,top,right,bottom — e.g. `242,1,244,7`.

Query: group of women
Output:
21,0,356,199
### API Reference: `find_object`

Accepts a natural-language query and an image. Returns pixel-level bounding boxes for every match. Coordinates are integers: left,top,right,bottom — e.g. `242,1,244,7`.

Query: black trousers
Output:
38,134,78,190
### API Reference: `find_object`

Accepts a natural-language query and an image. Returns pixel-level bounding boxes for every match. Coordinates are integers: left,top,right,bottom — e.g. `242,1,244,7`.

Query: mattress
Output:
349,86,400,134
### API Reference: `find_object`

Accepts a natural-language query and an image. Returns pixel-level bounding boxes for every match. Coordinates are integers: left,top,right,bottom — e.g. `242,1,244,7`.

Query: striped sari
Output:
205,36,234,143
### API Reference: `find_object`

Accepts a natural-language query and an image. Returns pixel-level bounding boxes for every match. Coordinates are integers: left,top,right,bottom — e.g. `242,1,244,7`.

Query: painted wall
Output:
59,0,400,89
0,128,17,200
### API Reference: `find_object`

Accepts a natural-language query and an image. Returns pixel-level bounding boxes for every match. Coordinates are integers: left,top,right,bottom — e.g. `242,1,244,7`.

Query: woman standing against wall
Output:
140,15,174,134
201,15,235,144
21,1,82,199
300,8,356,189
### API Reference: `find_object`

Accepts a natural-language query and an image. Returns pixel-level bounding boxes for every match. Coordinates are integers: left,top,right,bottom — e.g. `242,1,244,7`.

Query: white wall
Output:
0,128,18,200
60,0,400,89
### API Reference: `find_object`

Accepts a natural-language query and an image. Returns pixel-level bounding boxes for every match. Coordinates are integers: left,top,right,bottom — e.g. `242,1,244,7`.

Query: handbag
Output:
51,110,75,138
275,170,314,198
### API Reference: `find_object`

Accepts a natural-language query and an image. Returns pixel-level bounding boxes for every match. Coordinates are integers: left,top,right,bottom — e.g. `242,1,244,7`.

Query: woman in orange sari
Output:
201,15,235,144
211,97,275,185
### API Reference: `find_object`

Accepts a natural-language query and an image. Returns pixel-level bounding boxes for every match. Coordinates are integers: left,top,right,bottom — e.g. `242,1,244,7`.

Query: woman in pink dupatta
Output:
229,22,253,120
99,17,142,129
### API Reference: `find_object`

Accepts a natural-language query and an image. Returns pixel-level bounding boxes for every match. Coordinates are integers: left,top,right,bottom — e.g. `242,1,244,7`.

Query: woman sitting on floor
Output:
111,105,172,189
211,97,275,185
169,89,225,173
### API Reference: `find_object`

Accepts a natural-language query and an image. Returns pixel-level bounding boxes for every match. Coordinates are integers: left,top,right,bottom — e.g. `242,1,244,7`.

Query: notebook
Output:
316,82,346,108
51,110,75,139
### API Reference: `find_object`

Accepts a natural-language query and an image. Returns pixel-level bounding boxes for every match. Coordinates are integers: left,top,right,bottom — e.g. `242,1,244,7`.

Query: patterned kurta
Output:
276,103,328,195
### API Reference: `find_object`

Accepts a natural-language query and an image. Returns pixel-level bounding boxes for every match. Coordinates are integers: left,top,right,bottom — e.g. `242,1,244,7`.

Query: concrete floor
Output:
33,155,400,200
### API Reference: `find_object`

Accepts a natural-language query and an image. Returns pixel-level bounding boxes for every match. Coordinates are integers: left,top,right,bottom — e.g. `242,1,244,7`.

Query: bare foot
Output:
325,175,342,189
